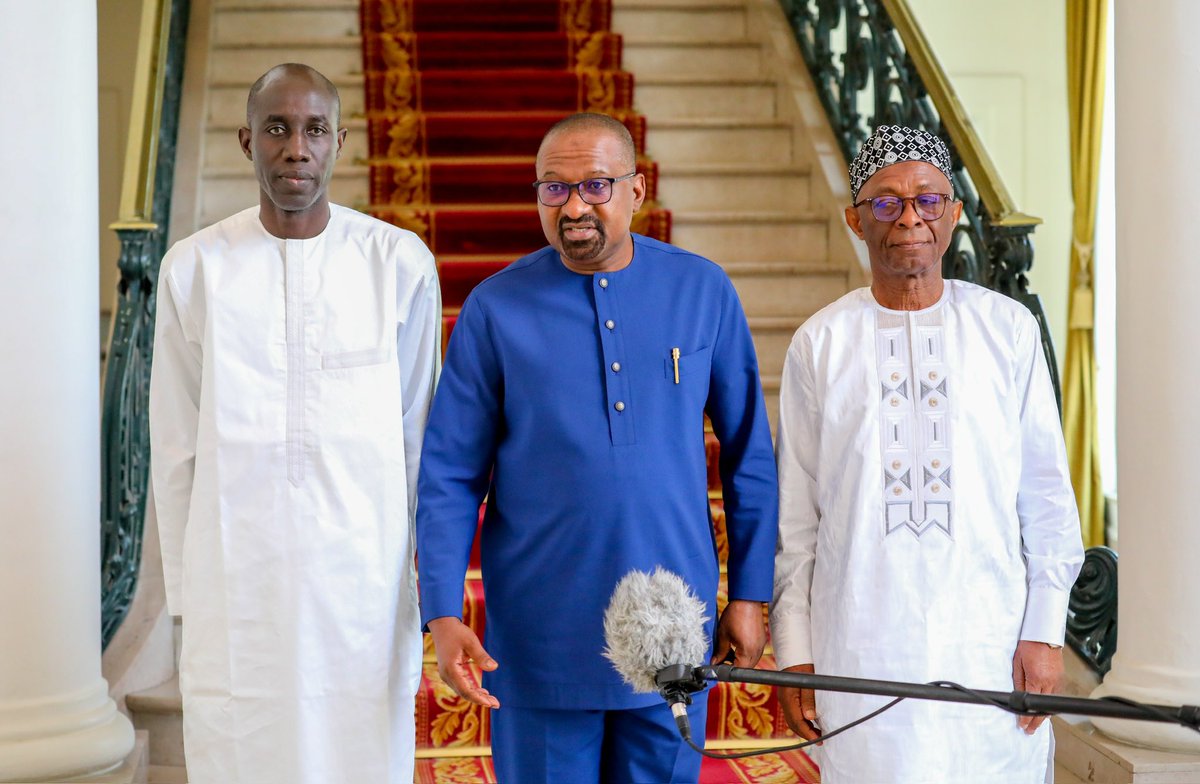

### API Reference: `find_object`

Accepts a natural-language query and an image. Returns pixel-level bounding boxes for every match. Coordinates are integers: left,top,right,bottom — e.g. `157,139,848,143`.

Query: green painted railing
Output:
101,0,189,648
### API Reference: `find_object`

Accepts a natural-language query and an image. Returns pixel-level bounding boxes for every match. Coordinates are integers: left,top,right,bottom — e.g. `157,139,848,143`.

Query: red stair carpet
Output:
359,1,818,780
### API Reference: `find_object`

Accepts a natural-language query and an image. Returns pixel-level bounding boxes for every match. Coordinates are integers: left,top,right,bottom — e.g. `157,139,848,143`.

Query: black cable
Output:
684,695,908,760
929,681,1200,735
685,678,1200,761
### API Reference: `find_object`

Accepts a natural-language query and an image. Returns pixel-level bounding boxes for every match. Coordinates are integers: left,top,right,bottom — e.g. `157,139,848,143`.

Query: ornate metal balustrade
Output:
101,0,190,648
779,0,1060,408
1066,546,1118,675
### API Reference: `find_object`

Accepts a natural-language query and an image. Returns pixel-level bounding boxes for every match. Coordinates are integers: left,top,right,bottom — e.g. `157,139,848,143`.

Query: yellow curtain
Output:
1063,0,1107,547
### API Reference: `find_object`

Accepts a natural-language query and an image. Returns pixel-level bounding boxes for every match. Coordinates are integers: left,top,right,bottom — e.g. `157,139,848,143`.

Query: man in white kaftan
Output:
770,125,1084,783
149,65,440,784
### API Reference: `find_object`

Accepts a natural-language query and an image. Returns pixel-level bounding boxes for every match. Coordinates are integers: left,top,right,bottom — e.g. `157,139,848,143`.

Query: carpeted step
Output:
416,661,493,749
369,204,670,257
363,31,623,71
705,654,794,743
417,752,818,783
415,652,808,768
365,68,635,113
439,258,505,308
366,111,646,161
368,159,659,206
362,0,613,34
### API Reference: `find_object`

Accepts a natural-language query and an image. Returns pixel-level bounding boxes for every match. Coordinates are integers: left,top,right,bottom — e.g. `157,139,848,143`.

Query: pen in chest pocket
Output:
672,347,680,384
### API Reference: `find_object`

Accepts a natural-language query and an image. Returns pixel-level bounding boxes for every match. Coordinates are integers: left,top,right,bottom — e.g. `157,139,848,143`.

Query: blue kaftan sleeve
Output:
705,275,779,602
416,293,503,628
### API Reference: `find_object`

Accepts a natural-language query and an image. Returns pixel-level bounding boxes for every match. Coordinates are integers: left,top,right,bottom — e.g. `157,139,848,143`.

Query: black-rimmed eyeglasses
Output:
854,193,953,222
532,172,638,207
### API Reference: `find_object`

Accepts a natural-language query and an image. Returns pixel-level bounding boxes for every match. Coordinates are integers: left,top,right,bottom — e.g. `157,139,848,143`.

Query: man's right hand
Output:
427,616,500,708
779,663,821,743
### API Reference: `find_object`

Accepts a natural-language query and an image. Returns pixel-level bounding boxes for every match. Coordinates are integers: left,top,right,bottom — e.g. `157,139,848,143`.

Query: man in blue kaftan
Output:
416,113,778,783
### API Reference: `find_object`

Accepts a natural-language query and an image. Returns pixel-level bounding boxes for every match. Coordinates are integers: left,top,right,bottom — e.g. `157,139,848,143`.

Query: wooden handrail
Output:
881,0,1041,229
111,0,172,231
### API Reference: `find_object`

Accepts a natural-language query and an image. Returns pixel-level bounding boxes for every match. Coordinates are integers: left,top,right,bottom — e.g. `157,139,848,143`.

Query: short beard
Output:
558,217,607,262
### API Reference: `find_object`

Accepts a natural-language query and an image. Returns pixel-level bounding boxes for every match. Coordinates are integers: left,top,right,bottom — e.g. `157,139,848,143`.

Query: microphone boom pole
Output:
696,664,1200,728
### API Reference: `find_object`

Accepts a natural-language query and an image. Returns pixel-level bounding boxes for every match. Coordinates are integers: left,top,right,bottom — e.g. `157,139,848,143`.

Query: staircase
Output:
612,0,853,426
139,0,860,781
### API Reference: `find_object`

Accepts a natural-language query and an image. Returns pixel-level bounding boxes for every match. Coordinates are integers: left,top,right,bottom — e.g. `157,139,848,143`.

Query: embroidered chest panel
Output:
875,309,953,539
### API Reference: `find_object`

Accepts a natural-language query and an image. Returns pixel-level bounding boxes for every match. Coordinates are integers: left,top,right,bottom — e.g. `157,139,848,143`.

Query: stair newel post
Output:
100,224,160,648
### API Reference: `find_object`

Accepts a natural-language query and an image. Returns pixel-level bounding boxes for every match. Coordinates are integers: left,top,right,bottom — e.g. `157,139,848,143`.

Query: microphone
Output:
603,567,710,740
602,568,1200,759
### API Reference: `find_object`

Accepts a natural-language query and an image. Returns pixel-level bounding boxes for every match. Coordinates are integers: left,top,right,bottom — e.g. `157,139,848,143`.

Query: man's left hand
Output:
1012,640,1063,734
711,600,767,668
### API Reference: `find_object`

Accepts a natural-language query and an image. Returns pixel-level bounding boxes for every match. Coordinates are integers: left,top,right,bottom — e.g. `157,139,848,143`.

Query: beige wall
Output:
907,0,1072,369
98,0,144,339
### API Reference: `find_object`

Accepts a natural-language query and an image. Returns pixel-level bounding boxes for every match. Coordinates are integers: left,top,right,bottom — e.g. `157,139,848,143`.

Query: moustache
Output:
559,217,604,235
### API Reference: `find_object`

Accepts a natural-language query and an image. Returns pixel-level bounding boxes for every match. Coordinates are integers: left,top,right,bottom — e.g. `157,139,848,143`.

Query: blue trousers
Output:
490,699,708,784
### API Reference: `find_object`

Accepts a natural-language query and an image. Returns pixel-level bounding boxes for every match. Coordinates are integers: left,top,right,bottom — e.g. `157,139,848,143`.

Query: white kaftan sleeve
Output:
1013,310,1085,645
396,247,441,523
148,261,203,617
770,330,821,669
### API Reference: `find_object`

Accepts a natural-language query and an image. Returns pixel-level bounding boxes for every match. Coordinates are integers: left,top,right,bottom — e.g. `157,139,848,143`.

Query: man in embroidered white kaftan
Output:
769,124,1084,783
148,64,439,784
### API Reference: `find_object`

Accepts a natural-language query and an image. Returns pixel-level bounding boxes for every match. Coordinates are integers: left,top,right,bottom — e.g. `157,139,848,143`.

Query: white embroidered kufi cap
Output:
849,124,954,201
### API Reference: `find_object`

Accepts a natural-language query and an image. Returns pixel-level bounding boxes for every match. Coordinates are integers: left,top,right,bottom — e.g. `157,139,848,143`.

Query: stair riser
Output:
130,710,185,768
148,764,189,784
672,219,826,264
210,46,362,84
624,43,763,79
657,173,811,212
612,7,748,42
731,273,847,319
646,127,793,165
208,85,368,126
215,0,351,6
750,326,804,378
213,10,361,45
203,129,370,169
635,82,776,120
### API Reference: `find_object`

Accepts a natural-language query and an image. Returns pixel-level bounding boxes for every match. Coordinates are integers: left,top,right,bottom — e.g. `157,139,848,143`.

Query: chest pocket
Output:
321,346,392,370
663,345,713,382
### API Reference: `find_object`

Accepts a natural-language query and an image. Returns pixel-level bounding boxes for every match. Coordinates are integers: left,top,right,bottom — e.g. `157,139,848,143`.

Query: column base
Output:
59,731,148,784
1091,678,1200,754
0,702,135,783
1054,717,1200,783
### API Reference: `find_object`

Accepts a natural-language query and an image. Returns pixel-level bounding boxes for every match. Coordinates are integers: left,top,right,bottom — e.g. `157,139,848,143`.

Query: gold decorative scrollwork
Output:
385,110,422,159
381,32,416,71
721,682,775,739
630,205,652,236
427,758,491,784
383,69,418,113
560,0,594,33
571,33,605,71
389,162,430,205
429,670,486,746
379,0,413,33
383,208,431,245
736,755,811,784
581,70,616,112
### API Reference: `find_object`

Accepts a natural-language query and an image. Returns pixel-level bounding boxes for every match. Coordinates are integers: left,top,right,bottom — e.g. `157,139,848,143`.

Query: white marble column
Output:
1090,0,1200,753
0,1,136,779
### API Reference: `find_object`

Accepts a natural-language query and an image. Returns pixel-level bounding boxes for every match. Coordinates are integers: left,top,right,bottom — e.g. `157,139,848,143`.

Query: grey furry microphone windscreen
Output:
602,567,710,693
